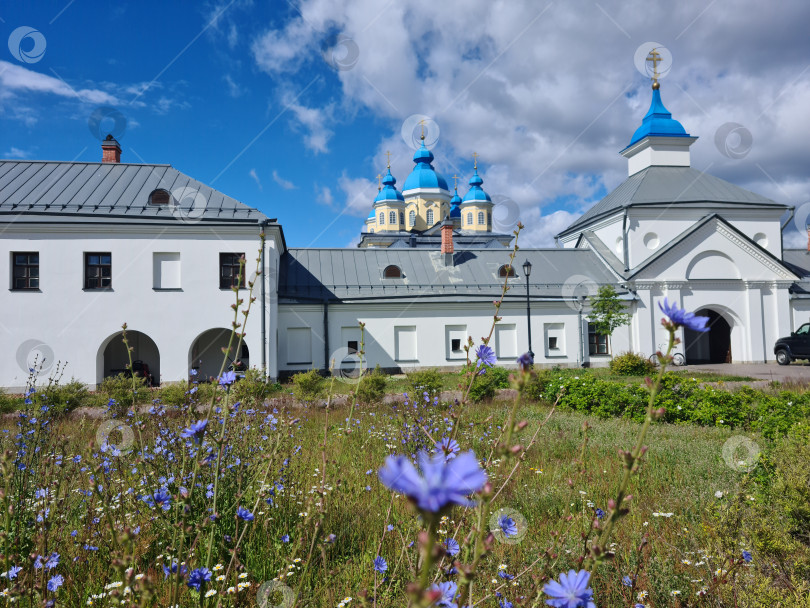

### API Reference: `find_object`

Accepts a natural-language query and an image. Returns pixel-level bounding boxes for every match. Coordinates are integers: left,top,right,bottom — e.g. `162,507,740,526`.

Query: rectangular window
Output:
84,252,112,290
347,340,358,353
445,324,467,360
153,252,181,289
451,338,461,351
395,326,417,361
12,252,39,290
544,322,565,357
548,337,558,349
219,253,246,289
286,327,312,364
588,323,610,355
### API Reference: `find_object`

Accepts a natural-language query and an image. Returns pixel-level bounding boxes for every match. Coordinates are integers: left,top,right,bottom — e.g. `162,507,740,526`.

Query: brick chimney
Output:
441,217,454,266
101,134,121,163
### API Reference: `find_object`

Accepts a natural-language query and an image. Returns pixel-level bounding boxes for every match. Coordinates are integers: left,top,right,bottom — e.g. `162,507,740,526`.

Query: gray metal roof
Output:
559,166,786,237
0,161,268,224
782,249,810,293
279,247,620,302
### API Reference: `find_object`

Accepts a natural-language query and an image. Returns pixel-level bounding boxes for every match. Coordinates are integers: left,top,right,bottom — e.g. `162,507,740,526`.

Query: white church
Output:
2,66,809,390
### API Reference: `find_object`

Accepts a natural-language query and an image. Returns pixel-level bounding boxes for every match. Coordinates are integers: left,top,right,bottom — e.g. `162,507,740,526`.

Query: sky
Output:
2,0,809,248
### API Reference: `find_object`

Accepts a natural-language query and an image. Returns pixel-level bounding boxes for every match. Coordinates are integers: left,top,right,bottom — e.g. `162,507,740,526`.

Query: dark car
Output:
774,323,810,365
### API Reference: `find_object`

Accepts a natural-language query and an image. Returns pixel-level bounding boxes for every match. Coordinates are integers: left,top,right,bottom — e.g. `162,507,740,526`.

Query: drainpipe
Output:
622,209,629,272
259,222,268,375
577,296,585,367
323,298,329,372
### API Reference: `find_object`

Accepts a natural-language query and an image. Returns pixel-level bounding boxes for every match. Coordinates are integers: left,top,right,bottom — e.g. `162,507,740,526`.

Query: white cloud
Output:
250,0,810,238
316,185,334,206
223,74,241,97
249,168,262,190
338,173,376,216
0,60,120,105
272,169,296,190
3,147,33,159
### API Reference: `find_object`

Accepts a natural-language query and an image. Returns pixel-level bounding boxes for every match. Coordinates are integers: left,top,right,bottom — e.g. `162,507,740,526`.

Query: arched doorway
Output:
189,329,249,382
684,309,732,364
100,330,160,386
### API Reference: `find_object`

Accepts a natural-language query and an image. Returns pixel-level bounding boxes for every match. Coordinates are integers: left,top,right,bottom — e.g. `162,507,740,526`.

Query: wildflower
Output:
45,553,59,570
146,488,172,511
444,538,460,557
238,572,249,579
180,419,208,444
715,491,723,499
281,534,290,543
429,581,458,607
236,506,254,521
516,352,533,371
187,567,212,591
622,575,633,587
498,514,518,538
47,574,64,592
475,344,497,374
543,569,595,608
212,564,224,571
594,508,605,520
2,566,22,580
105,582,123,590
378,450,487,513
658,298,709,333
436,437,461,460
219,371,237,387
742,550,752,562
205,589,217,597
373,556,388,573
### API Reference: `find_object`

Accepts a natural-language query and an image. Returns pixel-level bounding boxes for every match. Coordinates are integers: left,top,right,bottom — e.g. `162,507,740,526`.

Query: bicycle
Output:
649,345,685,366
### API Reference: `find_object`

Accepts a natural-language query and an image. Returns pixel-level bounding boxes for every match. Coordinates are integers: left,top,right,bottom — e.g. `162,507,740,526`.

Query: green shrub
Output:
157,381,195,406
292,369,326,401
0,389,19,414
231,368,276,406
355,365,387,404
468,366,512,403
406,368,443,401
522,369,551,402
41,379,89,415
609,351,655,376
98,373,150,409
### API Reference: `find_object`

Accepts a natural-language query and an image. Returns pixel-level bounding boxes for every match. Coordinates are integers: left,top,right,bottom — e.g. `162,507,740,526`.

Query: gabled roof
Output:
0,160,268,224
558,166,786,238
279,248,620,302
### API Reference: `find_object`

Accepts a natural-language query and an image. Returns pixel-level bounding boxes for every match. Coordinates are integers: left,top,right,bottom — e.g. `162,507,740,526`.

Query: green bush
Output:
406,368,443,401
231,368,275,406
522,369,552,402
468,366,512,403
98,373,150,409
157,381,196,406
0,389,19,414
609,351,655,376
40,379,89,415
292,369,326,402
355,365,387,404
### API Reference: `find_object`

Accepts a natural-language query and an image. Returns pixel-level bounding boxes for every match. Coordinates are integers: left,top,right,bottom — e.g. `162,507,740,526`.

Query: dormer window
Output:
383,265,402,278
498,264,516,278
148,189,171,205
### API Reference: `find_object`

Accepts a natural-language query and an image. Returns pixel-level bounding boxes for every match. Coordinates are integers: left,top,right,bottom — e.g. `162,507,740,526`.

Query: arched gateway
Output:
684,308,732,364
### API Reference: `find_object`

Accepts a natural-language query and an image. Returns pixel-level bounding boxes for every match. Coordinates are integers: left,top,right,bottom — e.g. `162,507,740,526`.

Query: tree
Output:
587,285,632,355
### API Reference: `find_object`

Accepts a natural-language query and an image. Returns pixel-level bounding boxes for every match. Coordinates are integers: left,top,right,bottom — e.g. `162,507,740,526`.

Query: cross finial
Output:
646,48,662,89
419,119,426,141
452,174,460,189
376,173,382,189
472,152,479,170
385,150,391,168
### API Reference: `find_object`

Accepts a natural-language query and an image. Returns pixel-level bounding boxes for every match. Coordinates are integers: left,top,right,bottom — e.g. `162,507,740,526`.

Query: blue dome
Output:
461,168,491,203
373,168,405,202
628,86,690,146
449,187,462,217
367,207,376,220
402,140,449,191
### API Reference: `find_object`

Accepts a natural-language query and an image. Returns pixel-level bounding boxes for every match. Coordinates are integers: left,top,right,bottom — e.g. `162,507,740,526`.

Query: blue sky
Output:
2,1,809,247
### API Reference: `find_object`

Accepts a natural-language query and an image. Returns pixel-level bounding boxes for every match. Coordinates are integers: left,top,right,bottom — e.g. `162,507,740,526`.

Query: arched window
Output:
477,211,485,225
487,212,492,225
409,210,415,226
498,264,516,278
379,212,385,224
383,265,402,278
426,209,434,225
148,189,171,205
400,212,405,225
466,212,472,225
389,211,397,224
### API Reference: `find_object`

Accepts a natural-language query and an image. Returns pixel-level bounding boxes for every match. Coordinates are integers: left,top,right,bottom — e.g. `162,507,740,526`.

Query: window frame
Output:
408,210,416,226
84,252,112,290
477,211,485,225
498,264,516,278
383,265,402,279
379,212,385,225
587,323,610,356
219,252,246,290
389,210,397,225
426,209,434,225
11,252,39,291
466,212,472,225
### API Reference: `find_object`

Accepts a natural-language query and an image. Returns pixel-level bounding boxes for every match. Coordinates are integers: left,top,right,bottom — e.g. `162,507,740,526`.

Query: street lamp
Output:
522,259,534,360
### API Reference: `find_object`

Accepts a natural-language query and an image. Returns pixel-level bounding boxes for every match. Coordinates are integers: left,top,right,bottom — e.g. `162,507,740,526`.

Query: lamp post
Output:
522,259,534,360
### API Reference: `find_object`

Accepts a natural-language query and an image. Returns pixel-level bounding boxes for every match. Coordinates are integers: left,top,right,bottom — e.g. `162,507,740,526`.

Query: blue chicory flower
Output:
219,371,237,387
436,437,460,460
180,419,208,444
378,449,488,513
47,574,64,592
444,538,460,557
658,298,710,333
236,506,254,521
373,556,388,573
429,580,458,608
543,569,595,608
742,550,752,562
475,344,497,374
516,352,533,370
187,567,212,591
499,514,518,538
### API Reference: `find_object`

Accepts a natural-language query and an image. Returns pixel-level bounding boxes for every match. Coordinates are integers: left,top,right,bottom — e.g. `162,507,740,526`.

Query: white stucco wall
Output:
1,223,280,390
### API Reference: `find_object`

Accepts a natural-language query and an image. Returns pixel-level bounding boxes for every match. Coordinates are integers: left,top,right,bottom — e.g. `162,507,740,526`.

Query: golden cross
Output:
452,174,460,189
376,173,382,189
385,150,391,168
419,119,426,140
472,152,479,170
646,48,661,84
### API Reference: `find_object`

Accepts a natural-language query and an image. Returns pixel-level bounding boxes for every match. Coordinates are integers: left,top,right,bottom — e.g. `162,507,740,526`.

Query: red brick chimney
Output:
101,134,121,163
441,217,454,266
